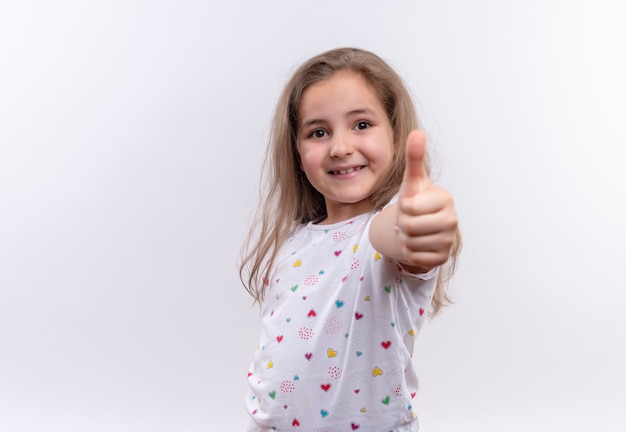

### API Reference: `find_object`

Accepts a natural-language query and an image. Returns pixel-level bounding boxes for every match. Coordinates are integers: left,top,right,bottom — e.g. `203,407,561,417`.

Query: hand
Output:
396,130,458,272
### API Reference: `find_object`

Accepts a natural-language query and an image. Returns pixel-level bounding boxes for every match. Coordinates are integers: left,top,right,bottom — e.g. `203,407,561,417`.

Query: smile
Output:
330,166,365,175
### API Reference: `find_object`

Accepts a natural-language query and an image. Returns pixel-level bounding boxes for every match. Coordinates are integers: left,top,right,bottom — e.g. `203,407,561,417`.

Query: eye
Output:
309,129,328,138
354,121,371,131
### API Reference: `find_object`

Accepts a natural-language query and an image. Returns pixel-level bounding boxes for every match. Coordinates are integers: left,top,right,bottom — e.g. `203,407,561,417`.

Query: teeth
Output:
334,167,357,175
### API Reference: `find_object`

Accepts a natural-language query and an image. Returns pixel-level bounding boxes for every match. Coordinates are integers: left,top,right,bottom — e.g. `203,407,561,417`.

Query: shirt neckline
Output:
306,210,374,232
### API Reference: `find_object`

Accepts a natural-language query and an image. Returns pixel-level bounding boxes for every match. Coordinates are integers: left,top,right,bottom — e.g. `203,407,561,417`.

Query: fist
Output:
396,130,458,272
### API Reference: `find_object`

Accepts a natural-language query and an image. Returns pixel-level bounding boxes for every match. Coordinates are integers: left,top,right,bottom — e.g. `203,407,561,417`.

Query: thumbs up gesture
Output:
394,130,458,273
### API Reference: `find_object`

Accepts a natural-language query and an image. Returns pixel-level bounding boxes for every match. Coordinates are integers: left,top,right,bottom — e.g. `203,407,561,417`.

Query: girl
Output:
240,47,461,432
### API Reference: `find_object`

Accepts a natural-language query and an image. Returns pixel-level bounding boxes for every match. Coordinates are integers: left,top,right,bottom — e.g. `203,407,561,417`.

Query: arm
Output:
370,130,458,274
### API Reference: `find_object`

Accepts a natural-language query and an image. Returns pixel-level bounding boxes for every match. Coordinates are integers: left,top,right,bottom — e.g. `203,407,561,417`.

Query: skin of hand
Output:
370,130,458,274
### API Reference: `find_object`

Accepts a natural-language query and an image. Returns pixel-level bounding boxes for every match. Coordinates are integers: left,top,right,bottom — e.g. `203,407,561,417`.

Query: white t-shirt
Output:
246,209,437,432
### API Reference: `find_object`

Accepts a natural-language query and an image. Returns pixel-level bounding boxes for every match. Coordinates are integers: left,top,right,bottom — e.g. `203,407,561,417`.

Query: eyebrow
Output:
300,108,375,130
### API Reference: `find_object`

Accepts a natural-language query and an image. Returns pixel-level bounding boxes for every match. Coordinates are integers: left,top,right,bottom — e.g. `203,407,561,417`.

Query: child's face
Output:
296,70,395,223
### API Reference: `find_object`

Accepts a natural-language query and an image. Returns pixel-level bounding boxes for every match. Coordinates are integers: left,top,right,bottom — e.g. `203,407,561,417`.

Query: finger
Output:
399,186,452,216
400,130,430,198
398,229,456,252
401,250,450,270
397,211,458,237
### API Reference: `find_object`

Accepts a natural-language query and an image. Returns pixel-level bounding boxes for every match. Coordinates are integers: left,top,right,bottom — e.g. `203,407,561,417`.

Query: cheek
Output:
383,138,396,166
379,146,396,177
297,147,318,173
383,154,395,175
296,142,308,170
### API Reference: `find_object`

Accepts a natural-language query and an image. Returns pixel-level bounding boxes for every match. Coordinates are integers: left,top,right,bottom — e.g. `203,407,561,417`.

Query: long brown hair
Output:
240,47,460,315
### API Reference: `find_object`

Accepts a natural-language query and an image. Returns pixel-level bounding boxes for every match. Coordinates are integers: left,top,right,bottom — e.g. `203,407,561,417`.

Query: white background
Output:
1,1,625,431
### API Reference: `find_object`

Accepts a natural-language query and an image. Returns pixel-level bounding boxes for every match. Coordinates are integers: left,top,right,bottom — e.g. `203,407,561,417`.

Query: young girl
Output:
240,47,461,432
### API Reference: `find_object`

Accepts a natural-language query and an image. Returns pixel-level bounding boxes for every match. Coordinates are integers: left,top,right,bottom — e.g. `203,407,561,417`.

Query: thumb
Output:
400,130,430,198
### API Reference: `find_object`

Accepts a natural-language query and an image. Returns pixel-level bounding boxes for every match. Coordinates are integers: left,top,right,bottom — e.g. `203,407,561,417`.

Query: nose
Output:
329,132,354,158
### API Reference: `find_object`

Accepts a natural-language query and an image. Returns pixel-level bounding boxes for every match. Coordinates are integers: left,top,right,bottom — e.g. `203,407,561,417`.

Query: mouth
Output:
329,166,365,175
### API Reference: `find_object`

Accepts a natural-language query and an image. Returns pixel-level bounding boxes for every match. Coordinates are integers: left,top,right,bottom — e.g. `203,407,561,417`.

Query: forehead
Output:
297,71,385,122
